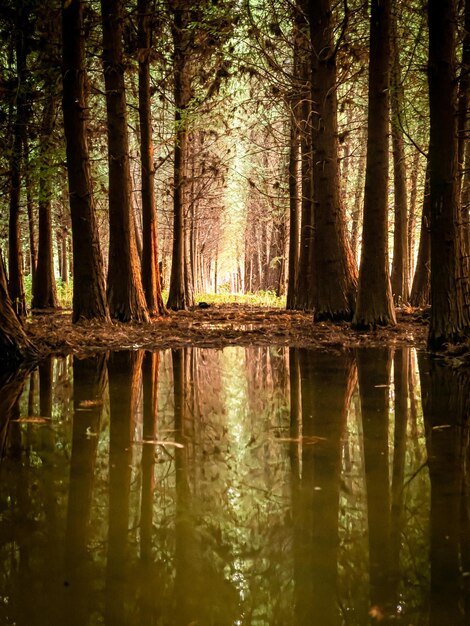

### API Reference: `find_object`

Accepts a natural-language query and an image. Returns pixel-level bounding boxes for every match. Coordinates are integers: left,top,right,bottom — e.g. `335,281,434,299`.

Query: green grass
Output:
23,279,285,311
194,290,286,308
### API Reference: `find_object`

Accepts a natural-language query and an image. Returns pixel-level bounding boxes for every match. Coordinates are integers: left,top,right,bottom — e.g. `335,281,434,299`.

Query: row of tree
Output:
0,0,469,360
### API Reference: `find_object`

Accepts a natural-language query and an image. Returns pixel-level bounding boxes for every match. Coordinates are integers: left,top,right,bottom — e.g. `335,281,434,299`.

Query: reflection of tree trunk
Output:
140,351,159,562
0,370,27,458
390,348,408,602
418,353,467,626
105,350,143,626
294,349,356,625
357,348,392,613
172,348,197,625
64,354,107,626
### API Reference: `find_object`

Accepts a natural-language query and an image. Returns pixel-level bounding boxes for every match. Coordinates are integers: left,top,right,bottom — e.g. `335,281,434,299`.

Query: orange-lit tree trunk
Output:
62,0,109,323
410,161,431,307
138,0,166,317
101,0,149,322
0,250,36,366
352,0,396,328
308,0,357,321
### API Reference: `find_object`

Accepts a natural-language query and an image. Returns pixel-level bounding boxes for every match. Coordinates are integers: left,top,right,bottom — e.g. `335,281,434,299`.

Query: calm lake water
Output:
0,346,468,626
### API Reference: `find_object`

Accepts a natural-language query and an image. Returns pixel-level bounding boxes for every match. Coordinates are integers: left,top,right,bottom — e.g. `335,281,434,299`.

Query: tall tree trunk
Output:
390,11,409,304
8,2,28,319
427,0,470,349
23,134,37,292
101,0,149,322
352,0,396,328
286,106,299,309
410,161,431,307
407,149,421,282
62,0,109,323
308,0,358,321
167,2,193,310
32,95,59,310
458,0,470,255
138,0,166,317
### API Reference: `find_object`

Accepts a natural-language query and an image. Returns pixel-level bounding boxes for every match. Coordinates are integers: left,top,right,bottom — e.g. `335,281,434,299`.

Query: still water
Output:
0,346,468,626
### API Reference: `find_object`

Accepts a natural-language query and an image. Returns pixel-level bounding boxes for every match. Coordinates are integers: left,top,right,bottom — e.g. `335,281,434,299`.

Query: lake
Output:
0,346,468,625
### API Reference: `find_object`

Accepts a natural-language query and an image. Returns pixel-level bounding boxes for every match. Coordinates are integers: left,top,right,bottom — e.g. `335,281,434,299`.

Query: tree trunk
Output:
309,0,358,321
458,0,470,255
286,106,299,309
0,250,36,366
138,0,166,317
167,2,193,310
32,95,59,310
390,13,409,304
352,0,396,328
410,161,431,307
62,0,109,322
8,2,28,319
427,0,470,349
101,0,149,322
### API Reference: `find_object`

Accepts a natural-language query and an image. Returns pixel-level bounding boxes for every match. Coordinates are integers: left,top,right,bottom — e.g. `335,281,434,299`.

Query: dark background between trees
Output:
0,0,469,361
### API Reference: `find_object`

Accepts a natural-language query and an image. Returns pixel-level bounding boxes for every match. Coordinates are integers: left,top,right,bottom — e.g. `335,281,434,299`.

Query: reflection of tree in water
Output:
0,346,467,625
292,348,356,626
418,354,470,626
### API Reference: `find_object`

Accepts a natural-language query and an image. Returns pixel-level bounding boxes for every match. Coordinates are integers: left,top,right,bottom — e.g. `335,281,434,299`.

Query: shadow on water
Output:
0,346,468,625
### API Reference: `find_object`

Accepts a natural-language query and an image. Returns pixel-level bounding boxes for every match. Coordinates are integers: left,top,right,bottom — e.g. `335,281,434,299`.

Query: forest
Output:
0,0,469,361
0,2,470,624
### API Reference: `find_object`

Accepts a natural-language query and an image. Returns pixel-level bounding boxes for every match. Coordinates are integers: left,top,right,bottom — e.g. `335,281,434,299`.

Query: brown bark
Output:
32,93,59,310
62,0,109,322
293,0,315,311
101,0,149,322
390,15,409,304
308,0,358,321
352,0,396,328
167,2,193,310
0,250,36,366
8,3,28,319
286,107,300,309
427,0,470,349
138,0,166,317
410,161,431,306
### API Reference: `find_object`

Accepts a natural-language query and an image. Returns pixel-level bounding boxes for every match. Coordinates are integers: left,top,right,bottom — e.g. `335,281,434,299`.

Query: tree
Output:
390,7,409,305
166,1,194,310
8,1,29,319
62,0,109,323
32,12,60,311
101,0,149,322
427,0,470,349
308,0,358,320
0,249,36,365
137,0,166,317
352,0,396,329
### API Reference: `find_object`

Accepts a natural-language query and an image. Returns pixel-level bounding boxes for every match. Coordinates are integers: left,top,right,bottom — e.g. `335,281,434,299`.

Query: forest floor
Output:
25,303,440,358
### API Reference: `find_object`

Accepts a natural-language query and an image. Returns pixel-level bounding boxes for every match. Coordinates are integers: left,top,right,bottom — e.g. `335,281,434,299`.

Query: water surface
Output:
0,346,468,625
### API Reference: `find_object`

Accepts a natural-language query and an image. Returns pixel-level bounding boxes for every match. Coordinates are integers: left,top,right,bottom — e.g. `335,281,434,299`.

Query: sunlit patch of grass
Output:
195,291,286,308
